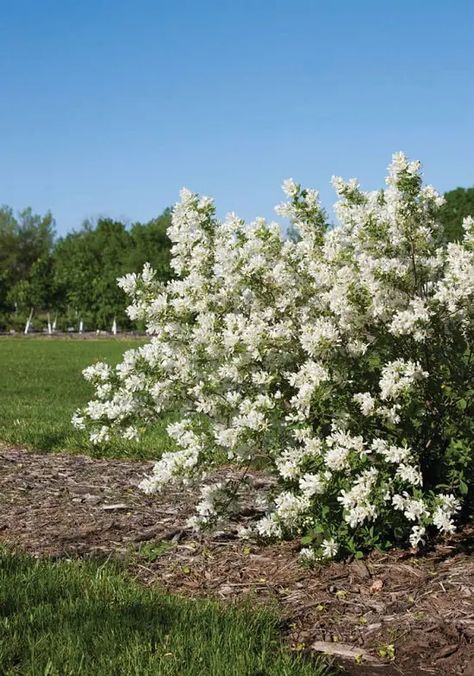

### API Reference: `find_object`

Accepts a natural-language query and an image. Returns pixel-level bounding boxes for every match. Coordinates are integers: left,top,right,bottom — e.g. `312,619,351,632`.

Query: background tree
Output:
53,209,172,330
127,209,172,280
0,206,55,328
5,183,472,332
54,219,130,329
439,186,474,242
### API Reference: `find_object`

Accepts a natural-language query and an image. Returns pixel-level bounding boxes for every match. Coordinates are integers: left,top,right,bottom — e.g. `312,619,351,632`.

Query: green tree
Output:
54,219,131,329
439,186,474,242
128,209,172,280
7,255,56,314
0,204,172,330
0,206,55,327
54,210,173,330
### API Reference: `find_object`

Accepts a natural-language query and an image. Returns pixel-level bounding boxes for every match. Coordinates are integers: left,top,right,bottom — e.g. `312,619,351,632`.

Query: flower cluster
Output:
75,153,473,559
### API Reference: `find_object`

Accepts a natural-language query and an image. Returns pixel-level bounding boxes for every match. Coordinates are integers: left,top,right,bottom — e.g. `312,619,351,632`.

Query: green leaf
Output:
300,534,314,545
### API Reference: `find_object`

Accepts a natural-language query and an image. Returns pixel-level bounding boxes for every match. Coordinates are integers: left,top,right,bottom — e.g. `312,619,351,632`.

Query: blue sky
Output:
1,0,473,235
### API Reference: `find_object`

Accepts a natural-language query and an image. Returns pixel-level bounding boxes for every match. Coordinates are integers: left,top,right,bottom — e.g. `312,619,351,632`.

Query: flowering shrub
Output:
74,153,473,560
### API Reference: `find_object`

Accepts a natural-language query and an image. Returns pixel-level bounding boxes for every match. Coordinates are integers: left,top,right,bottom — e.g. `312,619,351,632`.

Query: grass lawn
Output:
0,337,333,675
0,336,169,459
0,547,331,676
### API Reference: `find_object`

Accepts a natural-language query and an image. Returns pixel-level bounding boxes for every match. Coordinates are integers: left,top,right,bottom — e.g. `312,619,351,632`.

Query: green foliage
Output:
54,211,173,330
54,218,133,329
0,206,55,325
78,156,473,559
0,207,172,331
138,541,176,561
439,186,474,242
0,547,331,676
128,209,173,280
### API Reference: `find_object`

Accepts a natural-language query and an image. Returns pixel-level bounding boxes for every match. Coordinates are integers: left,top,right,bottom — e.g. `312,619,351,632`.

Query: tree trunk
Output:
24,308,33,335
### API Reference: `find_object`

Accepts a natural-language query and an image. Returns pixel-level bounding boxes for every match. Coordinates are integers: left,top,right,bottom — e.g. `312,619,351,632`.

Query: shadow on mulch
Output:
0,444,473,675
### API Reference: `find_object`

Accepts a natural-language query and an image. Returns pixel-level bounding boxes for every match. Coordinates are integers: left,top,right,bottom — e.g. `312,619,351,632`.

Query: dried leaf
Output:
369,578,384,593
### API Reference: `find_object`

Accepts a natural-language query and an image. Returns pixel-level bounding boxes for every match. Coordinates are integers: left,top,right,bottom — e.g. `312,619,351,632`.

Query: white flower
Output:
432,494,460,534
255,515,282,539
77,152,471,559
392,493,428,522
186,482,227,528
82,362,111,382
353,392,376,416
321,538,338,559
379,359,428,401
370,439,410,463
90,425,110,445
236,525,252,539
299,547,316,561
325,429,365,470
299,472,324,498
71,411,85,429
281,178,298,198
396,463,423,486
274,491,310,530
432,507,456,534
300,318,340,355
338,468,378,527
117,272,138,295
325,445,351,471
123,426,139,441
389,298,431,341
275,447,304,479
434,243,474,314
409,525,426,548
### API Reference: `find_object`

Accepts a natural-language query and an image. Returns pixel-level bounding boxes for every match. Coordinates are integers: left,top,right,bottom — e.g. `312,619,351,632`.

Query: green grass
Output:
0,548,331,676
0,337,333,675
0,337,169,458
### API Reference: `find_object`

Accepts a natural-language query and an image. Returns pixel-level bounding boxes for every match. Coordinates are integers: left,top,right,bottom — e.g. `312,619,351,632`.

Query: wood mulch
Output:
1,445,473,675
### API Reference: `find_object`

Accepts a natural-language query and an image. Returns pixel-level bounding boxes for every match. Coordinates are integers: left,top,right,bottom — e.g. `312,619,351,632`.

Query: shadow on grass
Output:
0,549,333,676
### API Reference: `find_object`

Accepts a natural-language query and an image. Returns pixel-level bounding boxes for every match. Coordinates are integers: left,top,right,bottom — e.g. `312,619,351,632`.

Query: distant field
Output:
0,337,169,458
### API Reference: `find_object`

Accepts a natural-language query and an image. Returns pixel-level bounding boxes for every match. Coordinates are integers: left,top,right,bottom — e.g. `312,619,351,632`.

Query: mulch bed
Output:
1,445,473,675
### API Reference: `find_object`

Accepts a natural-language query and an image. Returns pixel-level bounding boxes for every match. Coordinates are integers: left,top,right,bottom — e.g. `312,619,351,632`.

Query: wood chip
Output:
1,444,473,676
351,559,371,579
101,503,128,510
311,641,379,663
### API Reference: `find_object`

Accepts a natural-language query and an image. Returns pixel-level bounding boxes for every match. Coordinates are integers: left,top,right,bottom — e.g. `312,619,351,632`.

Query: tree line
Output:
0,207,172,332
0,185,472,333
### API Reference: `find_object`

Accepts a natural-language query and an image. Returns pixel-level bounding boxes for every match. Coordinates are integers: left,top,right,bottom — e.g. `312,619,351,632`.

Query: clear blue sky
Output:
1,0,473,235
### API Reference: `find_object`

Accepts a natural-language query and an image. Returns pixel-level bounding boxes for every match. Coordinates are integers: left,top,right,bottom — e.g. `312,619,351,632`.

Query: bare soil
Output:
1,445,472,675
